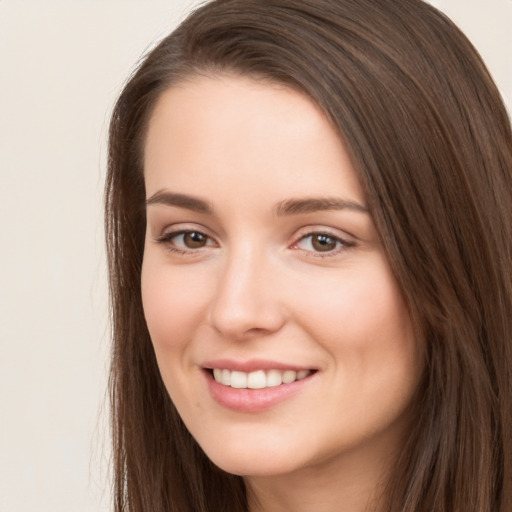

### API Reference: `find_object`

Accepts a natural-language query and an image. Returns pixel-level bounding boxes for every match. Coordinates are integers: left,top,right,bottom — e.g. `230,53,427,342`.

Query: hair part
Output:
106,1,512,510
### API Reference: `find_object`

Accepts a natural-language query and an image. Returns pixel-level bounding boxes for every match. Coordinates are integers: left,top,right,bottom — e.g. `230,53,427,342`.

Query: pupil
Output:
184,232,206,248
312,234,336,252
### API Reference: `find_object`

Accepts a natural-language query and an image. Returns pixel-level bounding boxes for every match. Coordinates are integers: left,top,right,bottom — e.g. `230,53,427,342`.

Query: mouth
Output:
202,360,318,412
208,368,314,389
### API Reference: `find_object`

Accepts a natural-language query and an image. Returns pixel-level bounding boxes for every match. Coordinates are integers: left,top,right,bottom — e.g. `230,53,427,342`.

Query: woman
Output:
105,0,512,510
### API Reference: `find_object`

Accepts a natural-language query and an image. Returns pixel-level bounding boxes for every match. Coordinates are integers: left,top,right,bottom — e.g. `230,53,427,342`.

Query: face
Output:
141,75,423,481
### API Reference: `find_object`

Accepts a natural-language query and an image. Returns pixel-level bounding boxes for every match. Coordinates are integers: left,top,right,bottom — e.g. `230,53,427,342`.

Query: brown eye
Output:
183,231,208,248
156,230,214,252
311,234,338,252
294,231,349,256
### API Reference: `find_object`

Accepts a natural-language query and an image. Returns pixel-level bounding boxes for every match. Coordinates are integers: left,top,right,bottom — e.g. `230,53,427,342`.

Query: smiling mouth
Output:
209,368,315,389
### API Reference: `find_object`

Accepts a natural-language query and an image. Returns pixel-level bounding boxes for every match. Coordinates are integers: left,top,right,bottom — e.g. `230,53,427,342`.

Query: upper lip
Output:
202,359,315,372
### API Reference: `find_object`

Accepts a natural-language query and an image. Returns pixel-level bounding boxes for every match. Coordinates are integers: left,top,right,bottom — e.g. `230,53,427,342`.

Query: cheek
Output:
296,259,421,435
141,258,209,355
292,255,418,372
141,258,216,410
334,262,406,338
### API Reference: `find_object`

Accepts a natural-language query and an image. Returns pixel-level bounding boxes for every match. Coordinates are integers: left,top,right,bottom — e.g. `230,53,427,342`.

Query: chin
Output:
210,454,299,477
198,436,304,477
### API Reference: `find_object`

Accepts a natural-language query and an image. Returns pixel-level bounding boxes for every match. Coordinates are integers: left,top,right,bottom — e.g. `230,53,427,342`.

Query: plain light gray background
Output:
0,1,510,511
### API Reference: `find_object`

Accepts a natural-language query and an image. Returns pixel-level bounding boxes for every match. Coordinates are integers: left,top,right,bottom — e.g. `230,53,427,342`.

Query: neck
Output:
245,441,395,512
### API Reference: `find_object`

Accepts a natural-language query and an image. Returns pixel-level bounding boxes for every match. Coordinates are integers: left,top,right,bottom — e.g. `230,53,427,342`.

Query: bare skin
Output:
142,74,423,512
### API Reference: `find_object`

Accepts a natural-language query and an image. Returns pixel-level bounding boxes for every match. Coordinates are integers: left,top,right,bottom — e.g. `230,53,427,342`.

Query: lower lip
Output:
204,371,315,413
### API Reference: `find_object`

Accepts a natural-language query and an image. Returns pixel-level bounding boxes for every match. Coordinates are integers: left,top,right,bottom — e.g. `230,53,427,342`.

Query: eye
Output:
156,229,215,253
294,232,352,255
177,231,209,249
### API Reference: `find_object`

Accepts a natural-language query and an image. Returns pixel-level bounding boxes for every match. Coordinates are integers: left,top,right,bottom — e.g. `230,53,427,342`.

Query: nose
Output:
208,246,286,340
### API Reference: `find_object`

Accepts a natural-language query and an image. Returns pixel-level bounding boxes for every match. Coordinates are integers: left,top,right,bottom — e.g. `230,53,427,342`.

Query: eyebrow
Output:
145,191,368,216
145,191,213,214
274,197,368,216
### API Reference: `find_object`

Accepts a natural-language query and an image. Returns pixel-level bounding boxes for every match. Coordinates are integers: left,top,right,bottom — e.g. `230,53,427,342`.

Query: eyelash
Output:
155,229,355,258
155,230,216,255
292,231,355,258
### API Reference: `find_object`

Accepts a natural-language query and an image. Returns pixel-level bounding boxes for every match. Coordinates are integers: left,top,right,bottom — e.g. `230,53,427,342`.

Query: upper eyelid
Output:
156,229,215,244
155,223,217,239
293,232,353,249
293,225,355,242
297,232,346,242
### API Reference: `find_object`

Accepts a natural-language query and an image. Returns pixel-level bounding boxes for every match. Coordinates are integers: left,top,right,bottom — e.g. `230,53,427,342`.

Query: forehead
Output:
144,74,329,161
143,74,364,206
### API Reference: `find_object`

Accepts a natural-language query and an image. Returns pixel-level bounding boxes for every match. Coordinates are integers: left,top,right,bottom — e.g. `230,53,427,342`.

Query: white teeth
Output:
230,371,247,389
211,368,312,388
247,370,266,389
222,369,231,386
266,369,282,387
282,370,297,384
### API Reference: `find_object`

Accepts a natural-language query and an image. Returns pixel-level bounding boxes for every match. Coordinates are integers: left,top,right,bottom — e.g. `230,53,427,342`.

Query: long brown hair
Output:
105,1,512,510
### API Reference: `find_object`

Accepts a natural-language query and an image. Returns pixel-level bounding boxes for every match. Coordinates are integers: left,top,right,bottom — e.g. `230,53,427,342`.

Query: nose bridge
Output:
208,241,284,339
